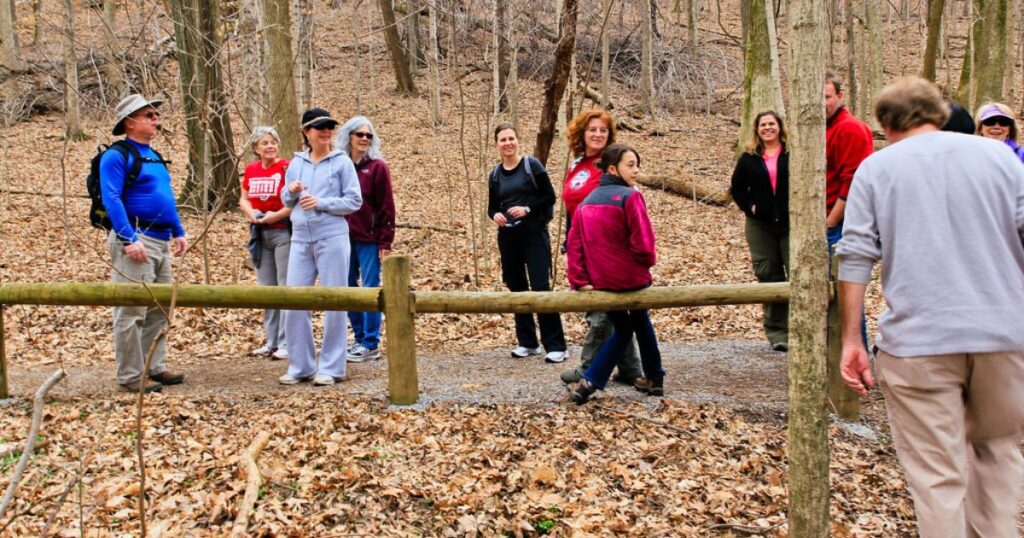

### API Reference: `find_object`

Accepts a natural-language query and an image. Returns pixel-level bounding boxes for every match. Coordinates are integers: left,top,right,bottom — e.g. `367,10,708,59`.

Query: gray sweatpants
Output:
256,228,291,349
109,232,173,385
285,235,350,379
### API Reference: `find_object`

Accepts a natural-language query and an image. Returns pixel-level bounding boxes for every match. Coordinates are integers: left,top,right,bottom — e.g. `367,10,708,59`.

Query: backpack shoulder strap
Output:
109,140,144,188
522,156,539,190
489,163,501,184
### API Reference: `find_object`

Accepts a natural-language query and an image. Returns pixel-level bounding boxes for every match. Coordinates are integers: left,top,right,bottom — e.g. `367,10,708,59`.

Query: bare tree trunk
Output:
492,0,510,113
955,0,974,105
922,0,945,80
262,0,302,154
0,0,20,71
865,0,883,129
201,0,236,210
534,0,578,165
101,0,125,98
238,0,269,127
962,0,1008,109
737,0,783,154
602,0,611,108
32,0,42,46
167,0,207,206
292,0,314,111
740,0,751,60
405,0,422,74
786,0,830,532
427,0,443,126
844,0,859,116
688,0,698,44
1003,0,1018,106
639,0,656,117
378,0,417,95
61,0,85,141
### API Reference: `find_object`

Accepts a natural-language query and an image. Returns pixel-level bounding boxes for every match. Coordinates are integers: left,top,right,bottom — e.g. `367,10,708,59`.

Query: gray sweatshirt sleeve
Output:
317,156,363,216
836,163,881,284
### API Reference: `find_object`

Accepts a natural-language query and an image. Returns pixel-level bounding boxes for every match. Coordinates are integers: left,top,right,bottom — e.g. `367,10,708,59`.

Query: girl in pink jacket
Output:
567,144,664,404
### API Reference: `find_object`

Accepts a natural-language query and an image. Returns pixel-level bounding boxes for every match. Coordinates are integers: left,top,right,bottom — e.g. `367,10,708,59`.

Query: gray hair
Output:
335,116,383,161
248,126,281,158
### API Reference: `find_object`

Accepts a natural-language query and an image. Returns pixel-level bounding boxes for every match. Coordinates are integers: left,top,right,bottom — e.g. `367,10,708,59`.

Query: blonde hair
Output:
248,126,281,158
565,109,617,158
974,102,1018,141
873,77,949,132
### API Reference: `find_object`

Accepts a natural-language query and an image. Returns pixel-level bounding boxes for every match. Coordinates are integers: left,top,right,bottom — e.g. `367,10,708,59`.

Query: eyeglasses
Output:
309,124,335,131
130,111,160,121
981,116,1013,127
352,131,374,140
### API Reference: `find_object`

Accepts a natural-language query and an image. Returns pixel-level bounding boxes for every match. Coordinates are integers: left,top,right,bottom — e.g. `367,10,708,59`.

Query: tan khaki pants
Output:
877,350,1024,538
110,233,173,385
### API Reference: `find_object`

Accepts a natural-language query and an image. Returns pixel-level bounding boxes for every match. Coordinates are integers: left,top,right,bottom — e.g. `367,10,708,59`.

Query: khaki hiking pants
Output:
110,232,173,385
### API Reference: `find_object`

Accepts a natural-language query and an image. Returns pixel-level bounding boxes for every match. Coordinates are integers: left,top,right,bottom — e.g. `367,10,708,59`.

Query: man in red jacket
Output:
824,71,874,247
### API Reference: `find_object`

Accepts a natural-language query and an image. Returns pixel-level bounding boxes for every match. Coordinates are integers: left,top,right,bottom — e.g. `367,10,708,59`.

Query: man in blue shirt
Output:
103,94,188,393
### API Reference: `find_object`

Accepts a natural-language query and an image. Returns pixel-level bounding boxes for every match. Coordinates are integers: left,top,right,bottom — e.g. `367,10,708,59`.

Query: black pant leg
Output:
522,229,566,352
498,228,539,348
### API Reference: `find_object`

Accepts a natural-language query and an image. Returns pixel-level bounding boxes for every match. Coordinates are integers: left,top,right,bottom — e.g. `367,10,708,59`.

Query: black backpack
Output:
488,156,554,225
87,140,168,230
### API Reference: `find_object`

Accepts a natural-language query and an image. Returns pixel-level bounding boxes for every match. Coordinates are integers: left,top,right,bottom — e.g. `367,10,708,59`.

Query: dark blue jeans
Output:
582,309,663,390
348,241,382,349
828,223,869,348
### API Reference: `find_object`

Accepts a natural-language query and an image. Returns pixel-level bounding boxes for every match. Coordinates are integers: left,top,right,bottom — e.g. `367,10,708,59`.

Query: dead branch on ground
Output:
231,430,272,537
638,174,732,206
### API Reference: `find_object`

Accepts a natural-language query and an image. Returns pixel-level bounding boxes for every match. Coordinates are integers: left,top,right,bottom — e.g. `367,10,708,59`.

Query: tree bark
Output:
0,0,20,71
956,0,1008,110
786,0,830,535
688,0,697,44
32,0,42,46
492,0,510,113
602,0,611,108
405,0,423,73
864,0,884,130
61,0,85,141
292,0,314,111
261,0,302,155
378,0,417,95
167,0,207,207
639,0,656,117
845,0,858,116
427,0,443,126
101,0,125,98
238,0,269,127
737,0,784,154
200,0,236,210
922,0,945,80
534,0,578,166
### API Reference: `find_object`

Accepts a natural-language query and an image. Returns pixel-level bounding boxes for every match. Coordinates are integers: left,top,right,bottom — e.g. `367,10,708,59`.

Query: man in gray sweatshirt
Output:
836,77,1024,538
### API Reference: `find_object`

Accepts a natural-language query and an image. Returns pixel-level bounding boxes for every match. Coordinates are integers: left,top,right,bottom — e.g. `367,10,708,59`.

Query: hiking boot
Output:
771,341,789,352
511,346,542,358
278,373,311,385
347,344,381,363
560,367,583,384
611,373,640,386
271,348,289,360
544,351,568,363
149,370,184,385
570,379,598,406
120,379,163,393
634,377,664,397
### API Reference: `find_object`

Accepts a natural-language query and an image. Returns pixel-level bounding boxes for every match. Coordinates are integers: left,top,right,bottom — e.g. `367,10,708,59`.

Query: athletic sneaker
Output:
347,344,381,363
278,373,310,385
544,351,568,363
312,374,338,386
251,345,273,356
510,346,543,358
271,348,289,360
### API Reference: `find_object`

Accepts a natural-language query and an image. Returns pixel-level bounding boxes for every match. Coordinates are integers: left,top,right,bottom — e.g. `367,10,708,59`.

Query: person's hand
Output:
172,236,188,257
288,181,305,194
246,212,259,224
750,204,757,214
124,241,148,263
299,194,318,211
840,343,874,397
578,285,594,291
258,210,281,225
506,206,527,218
379,248,391,259
492,213,508,226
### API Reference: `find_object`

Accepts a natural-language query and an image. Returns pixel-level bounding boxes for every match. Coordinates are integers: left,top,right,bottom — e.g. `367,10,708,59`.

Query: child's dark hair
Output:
493,123,518,141
598,143,640,172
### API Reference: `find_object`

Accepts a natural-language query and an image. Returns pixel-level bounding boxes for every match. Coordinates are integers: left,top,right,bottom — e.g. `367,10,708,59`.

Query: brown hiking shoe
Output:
149,370,185,385
120,379,163,393
634,377,664,397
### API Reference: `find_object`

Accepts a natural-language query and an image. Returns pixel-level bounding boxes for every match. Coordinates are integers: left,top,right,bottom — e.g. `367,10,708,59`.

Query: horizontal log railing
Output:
0,256,855,418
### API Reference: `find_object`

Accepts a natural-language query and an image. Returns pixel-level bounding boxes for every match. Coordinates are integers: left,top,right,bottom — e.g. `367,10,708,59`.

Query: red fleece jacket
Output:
825,107,874,214
566,175,656,291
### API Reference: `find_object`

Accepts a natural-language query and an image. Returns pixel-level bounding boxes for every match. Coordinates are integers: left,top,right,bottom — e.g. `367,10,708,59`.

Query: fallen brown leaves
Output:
0,393,916,536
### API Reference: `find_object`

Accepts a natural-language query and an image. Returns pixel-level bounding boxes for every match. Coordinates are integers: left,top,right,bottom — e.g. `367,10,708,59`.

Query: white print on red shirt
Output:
248,173,282,201
568,169,591,190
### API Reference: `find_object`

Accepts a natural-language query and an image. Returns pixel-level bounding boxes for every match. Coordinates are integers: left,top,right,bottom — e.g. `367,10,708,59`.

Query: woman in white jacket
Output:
279,108,363,386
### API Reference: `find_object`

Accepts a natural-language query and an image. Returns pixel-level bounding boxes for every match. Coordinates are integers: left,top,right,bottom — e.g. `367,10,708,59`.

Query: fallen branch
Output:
231,431,272,537
0,439,50,460
40,474,79,537
396,222,465,234
0,369,66,520
638,175,732,206
1,190,89,198
706,521,785,535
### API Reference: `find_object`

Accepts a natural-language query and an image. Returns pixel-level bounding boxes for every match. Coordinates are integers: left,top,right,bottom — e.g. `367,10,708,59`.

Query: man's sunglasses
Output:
352,131,374,140
130,111,161,121
981,116,1012,127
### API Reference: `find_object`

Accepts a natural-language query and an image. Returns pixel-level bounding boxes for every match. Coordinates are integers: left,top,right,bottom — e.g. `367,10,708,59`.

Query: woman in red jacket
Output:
240,126,292,360
567,144,663,405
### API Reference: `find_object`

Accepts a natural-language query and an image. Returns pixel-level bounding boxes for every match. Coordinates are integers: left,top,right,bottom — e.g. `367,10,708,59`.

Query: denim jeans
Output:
348,241,382,350
582,309,664,390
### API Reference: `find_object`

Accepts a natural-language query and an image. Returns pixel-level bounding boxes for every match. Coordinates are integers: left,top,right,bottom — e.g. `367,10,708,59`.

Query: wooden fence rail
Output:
0,257,856,417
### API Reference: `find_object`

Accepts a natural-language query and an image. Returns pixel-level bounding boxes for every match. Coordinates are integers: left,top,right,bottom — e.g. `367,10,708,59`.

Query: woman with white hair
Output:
336,116,395,362
240,126,292,360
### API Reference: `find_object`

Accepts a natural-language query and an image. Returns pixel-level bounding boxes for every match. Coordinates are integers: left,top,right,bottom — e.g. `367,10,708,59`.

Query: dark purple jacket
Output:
347,156,396,250
566,174,657,291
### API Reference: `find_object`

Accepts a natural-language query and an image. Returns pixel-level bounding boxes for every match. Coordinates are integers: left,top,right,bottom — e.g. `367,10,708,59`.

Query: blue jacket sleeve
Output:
317,157,363,216
99,148,137,243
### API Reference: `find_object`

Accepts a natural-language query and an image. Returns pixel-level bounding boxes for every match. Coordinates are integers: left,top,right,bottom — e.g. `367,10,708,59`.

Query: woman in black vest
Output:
487,123,567,362
730,110,790,351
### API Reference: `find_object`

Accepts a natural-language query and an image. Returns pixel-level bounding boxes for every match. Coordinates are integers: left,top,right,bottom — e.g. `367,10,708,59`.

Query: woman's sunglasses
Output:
981,116,1012,127
352,131,374,140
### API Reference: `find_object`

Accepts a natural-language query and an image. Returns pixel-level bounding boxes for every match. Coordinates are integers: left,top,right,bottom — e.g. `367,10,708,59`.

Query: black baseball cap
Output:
300,108,338,130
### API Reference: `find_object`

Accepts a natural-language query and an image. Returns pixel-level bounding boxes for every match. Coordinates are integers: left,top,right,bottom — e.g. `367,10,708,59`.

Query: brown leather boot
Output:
634,377,664,397
149,371,185,385
120,379,163,393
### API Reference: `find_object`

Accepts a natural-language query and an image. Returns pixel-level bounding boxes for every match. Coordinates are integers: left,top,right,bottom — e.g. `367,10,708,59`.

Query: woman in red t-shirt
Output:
240,126,292,360
558,109,643,385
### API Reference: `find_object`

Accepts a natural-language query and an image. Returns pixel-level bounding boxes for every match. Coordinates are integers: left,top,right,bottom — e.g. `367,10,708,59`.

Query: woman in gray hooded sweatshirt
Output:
279,108,363,386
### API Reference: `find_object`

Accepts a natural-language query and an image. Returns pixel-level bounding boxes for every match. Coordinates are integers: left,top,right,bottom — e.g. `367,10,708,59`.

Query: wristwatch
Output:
523,206,531,214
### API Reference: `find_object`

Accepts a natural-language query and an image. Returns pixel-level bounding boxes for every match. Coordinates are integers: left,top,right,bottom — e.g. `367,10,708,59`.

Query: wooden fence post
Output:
0,305,7,399
381,256,418,405
827,251,860,420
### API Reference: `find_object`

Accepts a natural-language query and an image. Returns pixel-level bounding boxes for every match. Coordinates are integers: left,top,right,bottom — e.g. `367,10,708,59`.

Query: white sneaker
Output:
511,346,543,358
251,345,273,356
271,348,289,360
347,344,381,363
312,373,339,386
278,373,308,385
544,351,568,363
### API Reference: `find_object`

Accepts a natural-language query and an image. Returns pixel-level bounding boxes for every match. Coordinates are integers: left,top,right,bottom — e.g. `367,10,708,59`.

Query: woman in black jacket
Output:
730,110,790,351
